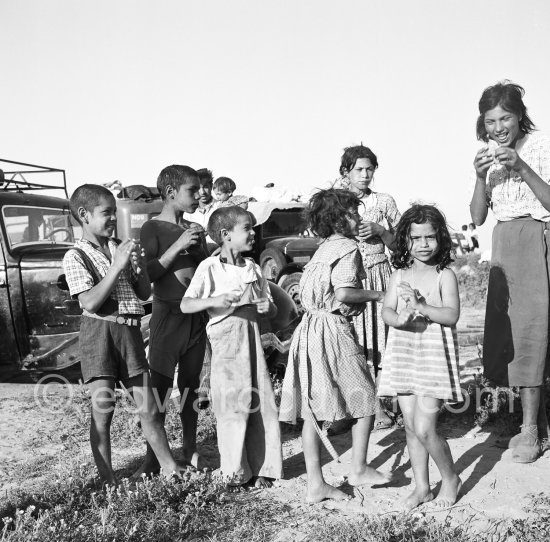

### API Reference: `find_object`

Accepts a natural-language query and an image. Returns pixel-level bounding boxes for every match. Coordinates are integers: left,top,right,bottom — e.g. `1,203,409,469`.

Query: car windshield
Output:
262,210,307,238
2,205,81,249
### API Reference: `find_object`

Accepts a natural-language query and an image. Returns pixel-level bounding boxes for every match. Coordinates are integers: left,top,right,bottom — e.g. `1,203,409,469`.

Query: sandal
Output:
373,409,394,431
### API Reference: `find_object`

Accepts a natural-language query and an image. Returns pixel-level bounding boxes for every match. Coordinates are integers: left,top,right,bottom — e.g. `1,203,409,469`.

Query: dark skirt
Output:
483,219,550,386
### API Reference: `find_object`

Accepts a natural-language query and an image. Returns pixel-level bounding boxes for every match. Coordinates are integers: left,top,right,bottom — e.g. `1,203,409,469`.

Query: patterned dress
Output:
333,179,401,373
377,268,462,403
279,236,376,424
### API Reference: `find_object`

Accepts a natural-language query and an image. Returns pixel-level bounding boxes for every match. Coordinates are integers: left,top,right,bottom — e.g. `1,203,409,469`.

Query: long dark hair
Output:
476,81,536,142
392,204,454,271
306,188,362,239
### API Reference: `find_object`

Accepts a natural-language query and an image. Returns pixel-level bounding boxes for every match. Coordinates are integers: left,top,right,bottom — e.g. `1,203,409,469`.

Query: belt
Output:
83,312,142,327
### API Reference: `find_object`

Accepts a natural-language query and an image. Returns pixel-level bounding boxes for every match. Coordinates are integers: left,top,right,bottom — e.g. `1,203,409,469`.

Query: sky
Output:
2,0,550,248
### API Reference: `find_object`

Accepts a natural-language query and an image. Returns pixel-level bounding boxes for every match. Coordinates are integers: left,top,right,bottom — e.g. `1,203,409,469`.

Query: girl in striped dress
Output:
378,204,462,512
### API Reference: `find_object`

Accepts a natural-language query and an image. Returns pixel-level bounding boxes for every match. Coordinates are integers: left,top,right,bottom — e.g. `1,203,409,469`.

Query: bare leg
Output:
513,386,542,462
87,378,117,485
302,418,348,503
348,416,391,486
398,395,434,511
132,370,172,478
177,341,205,467
413,396,461,508
128,373,184,477
520,386,540,426
374,371,393,429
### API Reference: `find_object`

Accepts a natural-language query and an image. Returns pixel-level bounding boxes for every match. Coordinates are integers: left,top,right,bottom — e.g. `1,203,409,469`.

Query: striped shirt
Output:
62,238,144,315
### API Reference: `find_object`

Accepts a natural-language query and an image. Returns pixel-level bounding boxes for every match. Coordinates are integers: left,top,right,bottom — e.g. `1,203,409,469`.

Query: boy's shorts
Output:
148,299,207,379
79,316,148,384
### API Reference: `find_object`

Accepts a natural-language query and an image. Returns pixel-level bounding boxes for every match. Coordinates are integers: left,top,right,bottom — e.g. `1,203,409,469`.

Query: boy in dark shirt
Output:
137,165,209,475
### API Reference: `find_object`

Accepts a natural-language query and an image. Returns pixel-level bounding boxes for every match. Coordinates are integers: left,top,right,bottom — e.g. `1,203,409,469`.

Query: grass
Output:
452,253,490,309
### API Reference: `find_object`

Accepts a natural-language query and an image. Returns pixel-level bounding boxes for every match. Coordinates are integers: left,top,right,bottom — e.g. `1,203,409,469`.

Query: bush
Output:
452,253,489,309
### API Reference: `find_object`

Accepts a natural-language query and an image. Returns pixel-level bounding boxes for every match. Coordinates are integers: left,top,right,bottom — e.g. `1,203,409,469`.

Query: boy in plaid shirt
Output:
63,184,185,484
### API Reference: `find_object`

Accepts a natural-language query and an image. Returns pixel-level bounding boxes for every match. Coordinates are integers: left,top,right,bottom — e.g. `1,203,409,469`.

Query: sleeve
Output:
184,260,212,299
331,249,365,290
255,264,274,302
536,134,550,184
383,194,401,232
62,250,94,298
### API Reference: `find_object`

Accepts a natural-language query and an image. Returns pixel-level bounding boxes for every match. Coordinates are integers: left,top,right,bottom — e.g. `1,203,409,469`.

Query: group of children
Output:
63,161,463,510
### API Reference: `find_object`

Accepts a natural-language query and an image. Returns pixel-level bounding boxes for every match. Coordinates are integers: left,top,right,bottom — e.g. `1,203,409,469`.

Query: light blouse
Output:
483,132,550,222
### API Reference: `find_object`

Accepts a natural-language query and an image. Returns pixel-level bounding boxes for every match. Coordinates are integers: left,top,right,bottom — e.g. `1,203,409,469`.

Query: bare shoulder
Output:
440,267,458,286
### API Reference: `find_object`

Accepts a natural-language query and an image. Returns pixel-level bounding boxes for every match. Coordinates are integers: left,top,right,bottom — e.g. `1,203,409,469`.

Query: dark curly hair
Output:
339,145,378,176
306,188,362,239
391,204,453,271
476,81,536,142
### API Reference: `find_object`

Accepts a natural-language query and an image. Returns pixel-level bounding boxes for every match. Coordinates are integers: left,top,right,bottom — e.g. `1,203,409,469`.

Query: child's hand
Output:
473,146,493,178
396,307,416,327
211,292,240,309
358,221,384,240
113,239,136,271
397,282,424,310
176,224,205,252
252,297,270,314
130,241,146,275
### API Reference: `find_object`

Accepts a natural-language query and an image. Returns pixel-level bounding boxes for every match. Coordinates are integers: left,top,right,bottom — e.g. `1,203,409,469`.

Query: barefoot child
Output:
378,204,462,511
63,184,185,484
136,165,209,476
279,188,390,503
181,206,283,488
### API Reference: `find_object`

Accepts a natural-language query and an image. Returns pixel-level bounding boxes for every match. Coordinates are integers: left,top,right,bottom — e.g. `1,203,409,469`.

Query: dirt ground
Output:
1,307,548,536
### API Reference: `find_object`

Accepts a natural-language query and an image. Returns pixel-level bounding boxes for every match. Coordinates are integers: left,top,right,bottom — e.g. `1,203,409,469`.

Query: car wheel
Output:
260,248,287,281
279,272,304,314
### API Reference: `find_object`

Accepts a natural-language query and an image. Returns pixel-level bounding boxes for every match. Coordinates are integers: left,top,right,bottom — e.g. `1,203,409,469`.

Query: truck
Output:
0,159,299,381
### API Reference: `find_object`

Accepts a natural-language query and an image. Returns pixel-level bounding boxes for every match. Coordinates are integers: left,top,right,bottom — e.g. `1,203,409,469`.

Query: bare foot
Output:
306,482,350,504
130,456,161,481
253,476,273,489
348,466,392,486
184,451,210,471
401,488,435,512
428,476,462,509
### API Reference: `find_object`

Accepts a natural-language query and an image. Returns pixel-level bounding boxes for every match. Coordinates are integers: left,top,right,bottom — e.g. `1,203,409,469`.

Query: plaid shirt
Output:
62,239,144,315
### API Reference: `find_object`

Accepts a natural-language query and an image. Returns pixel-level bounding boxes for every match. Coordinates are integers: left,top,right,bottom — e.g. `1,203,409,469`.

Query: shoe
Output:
511,424,541,464
507,432,522,449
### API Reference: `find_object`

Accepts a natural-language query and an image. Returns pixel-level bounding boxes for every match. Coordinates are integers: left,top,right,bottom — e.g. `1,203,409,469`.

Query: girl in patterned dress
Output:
334,145,401,430
378,204,462,511
279,188,391,503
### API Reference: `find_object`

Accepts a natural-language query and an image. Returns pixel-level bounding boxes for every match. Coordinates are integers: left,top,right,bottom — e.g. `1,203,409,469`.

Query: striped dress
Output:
377,268,462,403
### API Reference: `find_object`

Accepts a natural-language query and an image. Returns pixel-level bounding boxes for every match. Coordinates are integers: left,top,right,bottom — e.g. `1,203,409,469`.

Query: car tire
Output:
279,272,303,314
260,248,287,281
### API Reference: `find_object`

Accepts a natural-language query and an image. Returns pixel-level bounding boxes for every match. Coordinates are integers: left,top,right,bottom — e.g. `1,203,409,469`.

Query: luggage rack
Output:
0,158,68,198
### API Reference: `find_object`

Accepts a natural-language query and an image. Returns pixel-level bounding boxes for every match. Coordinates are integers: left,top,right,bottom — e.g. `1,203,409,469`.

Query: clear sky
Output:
2,0,550,247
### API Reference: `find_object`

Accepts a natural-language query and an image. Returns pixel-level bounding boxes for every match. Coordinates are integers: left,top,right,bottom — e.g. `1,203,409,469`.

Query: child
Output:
279,188,390,503
63,184,185,484
136,165,209,477
181,206,283,488
212,177,236,203
378,204,462,511
213,176,249,210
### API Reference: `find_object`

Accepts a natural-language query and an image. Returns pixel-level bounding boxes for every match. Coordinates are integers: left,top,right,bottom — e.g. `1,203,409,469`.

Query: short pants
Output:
148,299,207,379
79,315,148,384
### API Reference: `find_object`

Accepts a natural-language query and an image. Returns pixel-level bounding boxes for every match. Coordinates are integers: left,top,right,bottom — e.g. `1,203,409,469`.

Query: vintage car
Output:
0,161,298,382
247,201,320,312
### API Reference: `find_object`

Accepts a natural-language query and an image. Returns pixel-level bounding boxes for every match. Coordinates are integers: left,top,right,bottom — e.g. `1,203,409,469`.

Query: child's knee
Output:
414,423,437,443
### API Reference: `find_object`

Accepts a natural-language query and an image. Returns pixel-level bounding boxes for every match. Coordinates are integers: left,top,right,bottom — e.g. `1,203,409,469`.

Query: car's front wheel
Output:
260,248,287,281
279,272,304,314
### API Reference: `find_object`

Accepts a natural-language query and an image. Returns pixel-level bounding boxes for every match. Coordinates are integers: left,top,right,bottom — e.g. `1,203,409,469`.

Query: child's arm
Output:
77,240,136,313
334,287,384,304
398,269,460,326
129,246,151,301
252,297,277,317
180,293,240,314
381,272,416,328
140,221,205,282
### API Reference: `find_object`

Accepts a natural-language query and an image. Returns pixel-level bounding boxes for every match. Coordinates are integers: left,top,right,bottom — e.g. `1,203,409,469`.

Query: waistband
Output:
83,312,142,327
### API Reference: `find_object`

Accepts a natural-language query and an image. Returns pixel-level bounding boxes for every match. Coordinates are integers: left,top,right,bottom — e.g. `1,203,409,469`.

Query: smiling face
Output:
81,195,117,239
483,105,522,148
171,177,201,213
408,222,439,263
225,214,255,252
346,158,376,194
